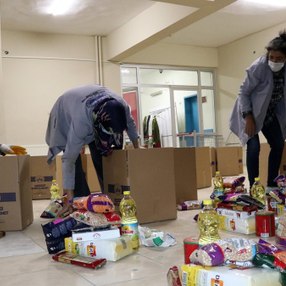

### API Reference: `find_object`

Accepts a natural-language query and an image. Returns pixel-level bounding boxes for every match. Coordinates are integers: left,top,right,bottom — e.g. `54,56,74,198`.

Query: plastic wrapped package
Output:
218,215,256,234
180,264,280,286
76,236,134,261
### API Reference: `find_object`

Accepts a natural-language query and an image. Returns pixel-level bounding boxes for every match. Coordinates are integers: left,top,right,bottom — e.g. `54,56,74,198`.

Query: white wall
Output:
1,31,121,155
0,22,4,141
123,42,218,67
216,22,286,144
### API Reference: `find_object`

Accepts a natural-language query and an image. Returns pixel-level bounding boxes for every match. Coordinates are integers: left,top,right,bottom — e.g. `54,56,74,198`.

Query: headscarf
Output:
93,99,127,156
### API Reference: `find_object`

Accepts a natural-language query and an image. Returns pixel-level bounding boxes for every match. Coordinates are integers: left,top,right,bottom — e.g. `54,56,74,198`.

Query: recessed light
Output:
42,0,80,16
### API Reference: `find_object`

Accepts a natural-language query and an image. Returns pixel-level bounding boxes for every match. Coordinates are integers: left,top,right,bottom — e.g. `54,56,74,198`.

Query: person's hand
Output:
244,114,256,137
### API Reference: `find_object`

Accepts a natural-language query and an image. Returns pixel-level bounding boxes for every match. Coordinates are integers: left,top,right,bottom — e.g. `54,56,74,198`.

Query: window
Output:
121,65,216,147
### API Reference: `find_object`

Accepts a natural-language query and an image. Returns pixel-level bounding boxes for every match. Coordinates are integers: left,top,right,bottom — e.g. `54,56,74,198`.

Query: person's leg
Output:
88,141,104,192
246,134,260,188
262,116,284,187
74,154,90,197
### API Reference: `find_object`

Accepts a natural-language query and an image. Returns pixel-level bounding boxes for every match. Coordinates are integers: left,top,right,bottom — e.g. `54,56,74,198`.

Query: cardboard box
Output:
103,148,197,224
0,155,33,231
210,147,217,177
72,227,120,242
86,154,101,193
30,156,55,199
216,146,243,176
195,147,212,189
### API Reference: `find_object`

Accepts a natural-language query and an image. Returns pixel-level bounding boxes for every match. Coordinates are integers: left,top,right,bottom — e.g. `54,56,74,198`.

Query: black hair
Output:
266,30,286,56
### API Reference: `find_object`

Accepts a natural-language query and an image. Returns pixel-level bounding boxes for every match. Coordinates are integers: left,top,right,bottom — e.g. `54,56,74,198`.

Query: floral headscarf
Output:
93,99,127,156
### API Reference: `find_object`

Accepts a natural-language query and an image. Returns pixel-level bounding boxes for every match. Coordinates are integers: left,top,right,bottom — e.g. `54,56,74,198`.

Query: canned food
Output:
255,211,275,238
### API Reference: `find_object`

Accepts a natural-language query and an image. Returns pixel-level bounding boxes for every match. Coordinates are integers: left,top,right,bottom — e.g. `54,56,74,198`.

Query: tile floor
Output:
0,181,278,286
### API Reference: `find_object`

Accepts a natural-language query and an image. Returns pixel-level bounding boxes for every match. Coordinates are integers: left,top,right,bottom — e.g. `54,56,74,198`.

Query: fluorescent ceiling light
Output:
44,0,80,16
243,0,286,7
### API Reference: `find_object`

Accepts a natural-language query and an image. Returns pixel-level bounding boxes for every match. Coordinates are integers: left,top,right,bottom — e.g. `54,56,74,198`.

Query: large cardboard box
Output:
103,148,197,224
195,147,212,189
86,154,101,193
216,146,243,176
0,155,33,231
210,147,217,177
259,142,286,187
30,156,56,199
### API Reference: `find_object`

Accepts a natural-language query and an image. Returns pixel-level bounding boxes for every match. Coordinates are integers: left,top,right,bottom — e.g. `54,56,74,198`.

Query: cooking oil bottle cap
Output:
255,177,260,181
215,171,220,175
123,191,130,195
52,179,56,183
203,199,213,205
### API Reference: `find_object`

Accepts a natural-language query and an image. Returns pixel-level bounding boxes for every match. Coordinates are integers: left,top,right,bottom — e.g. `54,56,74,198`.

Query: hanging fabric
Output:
152,116,161,148
143,115,151,147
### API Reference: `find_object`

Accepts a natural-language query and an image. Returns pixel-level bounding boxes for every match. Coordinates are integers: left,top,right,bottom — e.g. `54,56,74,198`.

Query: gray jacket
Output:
46,84,138,189
229,55,286,145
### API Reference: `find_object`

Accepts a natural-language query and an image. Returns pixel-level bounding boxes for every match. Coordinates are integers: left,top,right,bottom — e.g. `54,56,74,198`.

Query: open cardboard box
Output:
103,148,198,224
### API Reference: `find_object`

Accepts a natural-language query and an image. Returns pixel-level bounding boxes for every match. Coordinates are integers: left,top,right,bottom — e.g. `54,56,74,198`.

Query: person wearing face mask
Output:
46,84,139,216
230,30,286,191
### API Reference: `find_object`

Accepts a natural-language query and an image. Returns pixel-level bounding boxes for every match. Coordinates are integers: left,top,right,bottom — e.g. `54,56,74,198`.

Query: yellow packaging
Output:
277,204,284,217
181,264,204,286
64,237,79,254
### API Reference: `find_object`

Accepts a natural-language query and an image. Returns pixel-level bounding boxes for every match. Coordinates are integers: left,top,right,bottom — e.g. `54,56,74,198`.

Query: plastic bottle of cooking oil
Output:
198,199,220,245
50,179,61,200
213,171,224,197
119,191,139,250
250,177,266,206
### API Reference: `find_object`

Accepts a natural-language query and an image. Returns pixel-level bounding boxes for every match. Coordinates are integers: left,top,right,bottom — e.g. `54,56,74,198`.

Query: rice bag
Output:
70,210,109,228
190,243,225,266
73,193,115,213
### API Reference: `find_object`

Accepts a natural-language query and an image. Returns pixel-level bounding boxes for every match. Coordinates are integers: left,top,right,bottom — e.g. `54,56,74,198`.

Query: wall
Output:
217,22,286,145
0,22,4,141
122,42,218,67
1,31,121,155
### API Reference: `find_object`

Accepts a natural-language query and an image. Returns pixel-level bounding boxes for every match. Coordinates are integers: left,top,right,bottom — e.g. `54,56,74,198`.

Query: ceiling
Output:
1,0,286,49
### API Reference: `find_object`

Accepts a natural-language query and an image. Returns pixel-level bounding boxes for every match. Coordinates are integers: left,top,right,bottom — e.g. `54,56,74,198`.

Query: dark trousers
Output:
74,142,104,197
246,116,284,188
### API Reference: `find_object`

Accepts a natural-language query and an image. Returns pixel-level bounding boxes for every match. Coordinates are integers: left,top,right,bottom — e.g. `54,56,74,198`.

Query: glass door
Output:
139,87,174,147
172,88,200,147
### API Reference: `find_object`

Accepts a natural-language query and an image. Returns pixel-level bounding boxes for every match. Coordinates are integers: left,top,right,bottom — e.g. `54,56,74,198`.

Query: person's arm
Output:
131,138,139,148
244,113,256,137
123,103,140,148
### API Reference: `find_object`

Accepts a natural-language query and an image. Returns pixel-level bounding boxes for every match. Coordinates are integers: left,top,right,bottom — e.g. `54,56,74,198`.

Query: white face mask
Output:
268,60,285,72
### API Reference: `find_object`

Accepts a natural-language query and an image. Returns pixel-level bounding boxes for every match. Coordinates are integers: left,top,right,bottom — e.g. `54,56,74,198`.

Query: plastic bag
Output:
138,226,176,248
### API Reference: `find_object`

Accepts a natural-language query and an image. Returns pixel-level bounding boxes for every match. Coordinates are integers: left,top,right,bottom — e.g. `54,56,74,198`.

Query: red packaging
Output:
183,237,199,264
167,266,182,286
255,211,275,238
52,251,107,269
